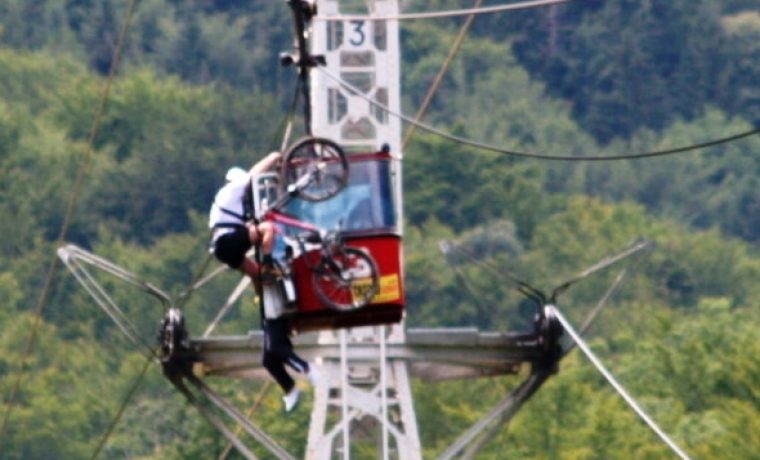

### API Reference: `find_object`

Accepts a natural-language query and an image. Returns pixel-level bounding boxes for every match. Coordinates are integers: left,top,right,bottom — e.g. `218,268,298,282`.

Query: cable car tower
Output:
57,1,692,459
190,1,586,458
297,0,416,456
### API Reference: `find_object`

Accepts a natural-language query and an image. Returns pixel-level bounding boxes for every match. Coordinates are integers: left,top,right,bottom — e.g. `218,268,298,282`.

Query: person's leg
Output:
263,319,296,392
263,350,295,393
257,221,276,259
240,258,261,292
252,221,280,282
214,228,257,287
280,334,309,374
267,318,310,374
245,221,275,258
263,344,300,412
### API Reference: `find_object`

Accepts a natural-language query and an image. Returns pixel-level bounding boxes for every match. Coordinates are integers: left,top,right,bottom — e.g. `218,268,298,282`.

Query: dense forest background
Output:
1,0,759,458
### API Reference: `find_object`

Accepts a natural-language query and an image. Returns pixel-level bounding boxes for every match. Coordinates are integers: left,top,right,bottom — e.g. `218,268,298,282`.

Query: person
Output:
263,315,320,412
208,152,319,412
208,151,281,286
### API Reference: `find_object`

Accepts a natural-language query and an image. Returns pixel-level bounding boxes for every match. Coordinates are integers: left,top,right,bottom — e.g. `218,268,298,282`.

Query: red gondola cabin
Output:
253,149,405,332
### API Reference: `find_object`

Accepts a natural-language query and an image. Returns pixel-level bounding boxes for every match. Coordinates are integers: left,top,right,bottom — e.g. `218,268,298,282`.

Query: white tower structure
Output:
311,0,402,155
57,2,593,459
307,2,419,459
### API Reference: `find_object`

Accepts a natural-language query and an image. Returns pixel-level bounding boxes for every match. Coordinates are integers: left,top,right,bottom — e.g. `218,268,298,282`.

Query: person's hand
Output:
251,151,282,175
267,151,282,168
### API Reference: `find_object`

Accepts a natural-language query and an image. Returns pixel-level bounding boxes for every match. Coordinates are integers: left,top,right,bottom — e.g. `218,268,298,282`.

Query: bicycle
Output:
262,137,381,311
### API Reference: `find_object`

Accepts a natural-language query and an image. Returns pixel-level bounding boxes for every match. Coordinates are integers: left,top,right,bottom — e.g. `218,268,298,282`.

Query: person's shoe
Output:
260,264,282,285
283,388,300,413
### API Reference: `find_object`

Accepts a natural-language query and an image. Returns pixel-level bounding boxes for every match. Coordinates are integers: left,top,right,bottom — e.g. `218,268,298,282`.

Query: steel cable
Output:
315,0,576,21
402,0,483,150
550,306,692,460
0,0,139,445
88,354,154,460
319,66,760,161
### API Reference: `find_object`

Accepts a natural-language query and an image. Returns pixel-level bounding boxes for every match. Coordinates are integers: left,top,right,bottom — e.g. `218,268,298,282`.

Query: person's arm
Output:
249,151,282,177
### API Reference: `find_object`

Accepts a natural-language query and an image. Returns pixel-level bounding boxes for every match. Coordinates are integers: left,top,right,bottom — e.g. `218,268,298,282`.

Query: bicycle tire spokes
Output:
313,247,379,311
282,137,348,202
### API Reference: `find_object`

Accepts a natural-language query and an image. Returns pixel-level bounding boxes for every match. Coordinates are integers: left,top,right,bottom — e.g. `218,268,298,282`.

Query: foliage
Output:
565,110,760,242
0,2,758,459
497,0,756,142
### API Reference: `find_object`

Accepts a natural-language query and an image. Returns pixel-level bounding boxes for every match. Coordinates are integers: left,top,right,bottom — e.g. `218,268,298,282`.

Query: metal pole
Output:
287,0,314,135
380,326,389,460
340,329,350,460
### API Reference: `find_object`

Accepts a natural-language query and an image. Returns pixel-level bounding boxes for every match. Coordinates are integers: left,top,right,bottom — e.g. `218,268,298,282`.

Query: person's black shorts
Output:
213,227,252,269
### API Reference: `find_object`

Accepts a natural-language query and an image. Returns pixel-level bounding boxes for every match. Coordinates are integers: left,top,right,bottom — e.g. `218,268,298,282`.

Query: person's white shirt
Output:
209,167,250,239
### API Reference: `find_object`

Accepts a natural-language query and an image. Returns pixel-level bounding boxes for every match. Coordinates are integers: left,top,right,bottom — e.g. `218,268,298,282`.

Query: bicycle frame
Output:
251,147,405,331
254,163,379,304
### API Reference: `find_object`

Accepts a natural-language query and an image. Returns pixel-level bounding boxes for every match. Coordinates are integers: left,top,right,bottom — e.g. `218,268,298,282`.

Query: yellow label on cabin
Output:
351,273,401,304
374,274,400,303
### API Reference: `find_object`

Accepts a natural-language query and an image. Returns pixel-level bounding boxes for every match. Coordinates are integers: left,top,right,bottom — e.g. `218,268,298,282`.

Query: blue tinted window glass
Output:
283,160,395,232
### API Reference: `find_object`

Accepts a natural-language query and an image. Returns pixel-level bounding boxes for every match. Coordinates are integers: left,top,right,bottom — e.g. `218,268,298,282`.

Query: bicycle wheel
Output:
313,247,379,311
281,137,349,202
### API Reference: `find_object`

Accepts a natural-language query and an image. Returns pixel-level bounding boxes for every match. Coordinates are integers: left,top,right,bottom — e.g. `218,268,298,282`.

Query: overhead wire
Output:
439,240,546,305
319,66,760,161
268,78,304,153
88,78,310,458
550,306,692,460
85,199,243,458
0,0,139,446
87,238,222,459
315,0,576,21
198,78,306,338
401,0,483,150
85,43,310,460
88,355,154,460
217,381,274,460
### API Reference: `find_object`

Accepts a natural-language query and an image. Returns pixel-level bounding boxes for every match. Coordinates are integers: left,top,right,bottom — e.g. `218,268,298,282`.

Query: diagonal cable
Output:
437,369,552,460
439,240,546,305
267,78,303,153
58,244,171,304
187,374,296,460
550,239,652,301
573,268,627,343
402,0,483,150
174,252,214,310
549,306,692,460
64,253,158,357
203,276,251,338
319,66,760,161
316,0,575,21
0,0,139,444
181,264,228,299
568,238,649,352
89,353,154,460
218,381,273,460
171,379,260,460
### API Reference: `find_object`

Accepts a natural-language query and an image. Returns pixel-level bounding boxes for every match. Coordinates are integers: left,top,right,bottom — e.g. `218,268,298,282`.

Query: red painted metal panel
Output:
288,234,406,332
271,150,406,332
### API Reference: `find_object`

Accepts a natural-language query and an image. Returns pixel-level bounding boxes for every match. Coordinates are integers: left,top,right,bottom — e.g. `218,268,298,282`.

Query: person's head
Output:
225,167,247,182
